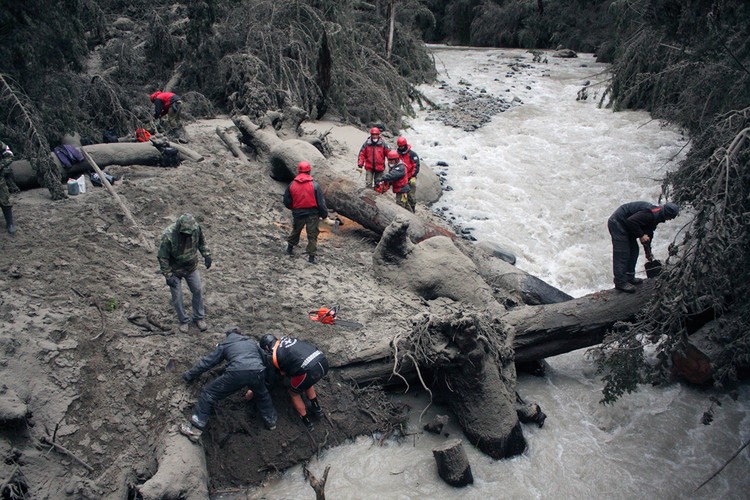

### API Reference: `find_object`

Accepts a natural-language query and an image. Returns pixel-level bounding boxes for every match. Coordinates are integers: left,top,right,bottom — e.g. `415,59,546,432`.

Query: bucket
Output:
67,178,80,196
645,259,662,278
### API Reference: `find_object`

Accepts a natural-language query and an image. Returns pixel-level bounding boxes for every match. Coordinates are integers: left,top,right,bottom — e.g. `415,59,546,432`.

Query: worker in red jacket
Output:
150,91,185,139
283,161,333,264
357,127,390,189
375,150,411,211
395,136,420,212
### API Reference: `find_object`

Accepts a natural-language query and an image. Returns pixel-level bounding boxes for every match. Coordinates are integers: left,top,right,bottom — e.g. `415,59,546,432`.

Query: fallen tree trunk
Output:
10,141,201,190
331,286,653,384
505,284,655,363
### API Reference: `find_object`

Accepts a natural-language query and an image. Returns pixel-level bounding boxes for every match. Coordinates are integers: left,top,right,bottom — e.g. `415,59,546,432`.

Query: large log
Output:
331,285,653,385
10,141,201,190
505,283,655,363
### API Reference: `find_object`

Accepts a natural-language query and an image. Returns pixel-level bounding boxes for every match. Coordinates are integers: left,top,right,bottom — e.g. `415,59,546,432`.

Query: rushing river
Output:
244,47,750,499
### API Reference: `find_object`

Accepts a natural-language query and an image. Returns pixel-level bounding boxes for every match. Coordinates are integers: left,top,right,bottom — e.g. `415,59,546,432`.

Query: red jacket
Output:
397,145,420,178
358,138,389,172
151,91,179,118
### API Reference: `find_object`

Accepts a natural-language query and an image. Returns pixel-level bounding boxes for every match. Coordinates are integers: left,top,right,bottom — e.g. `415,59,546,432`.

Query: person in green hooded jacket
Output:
157,213,212,333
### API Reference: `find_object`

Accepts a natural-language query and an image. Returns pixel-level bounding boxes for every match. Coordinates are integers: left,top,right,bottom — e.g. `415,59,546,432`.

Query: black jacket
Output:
271,337,325,376
610,201,664,239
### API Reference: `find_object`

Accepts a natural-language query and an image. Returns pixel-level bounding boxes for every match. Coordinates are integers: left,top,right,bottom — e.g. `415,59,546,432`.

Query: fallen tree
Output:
8,140,203,190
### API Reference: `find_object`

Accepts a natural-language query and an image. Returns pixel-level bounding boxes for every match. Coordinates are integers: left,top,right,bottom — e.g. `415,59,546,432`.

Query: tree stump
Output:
432,439,473,487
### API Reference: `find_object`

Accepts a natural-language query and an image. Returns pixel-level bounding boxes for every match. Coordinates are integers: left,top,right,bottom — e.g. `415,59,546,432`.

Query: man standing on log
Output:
283,161,332,265
395,136,420,212
179,327,278,442
357,127,390,188
0,141,17,234
376,150,411,211
608,201,679,293
158,213,212,332
259,334,328,431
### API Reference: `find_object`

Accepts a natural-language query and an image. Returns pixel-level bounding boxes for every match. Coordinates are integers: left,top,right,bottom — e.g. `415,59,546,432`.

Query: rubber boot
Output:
285,243,294,255
2,206,16,234
308,255,316,264
310,397,323,418
300,414,314,431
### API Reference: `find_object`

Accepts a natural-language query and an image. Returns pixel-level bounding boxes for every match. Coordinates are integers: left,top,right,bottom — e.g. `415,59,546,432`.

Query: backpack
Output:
53,144,85,169
159,147,180,168
135,128,152,142
102,129,119,143
90,171,115,187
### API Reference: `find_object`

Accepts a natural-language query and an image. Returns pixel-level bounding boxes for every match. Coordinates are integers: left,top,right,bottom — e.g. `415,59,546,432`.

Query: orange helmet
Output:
386,150,399,160
370,127,380,136
396,136,407,148
297,161,311,173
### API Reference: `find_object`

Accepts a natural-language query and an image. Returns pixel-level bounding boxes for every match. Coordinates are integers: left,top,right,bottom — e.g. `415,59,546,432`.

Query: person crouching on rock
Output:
179,327,278,442
259,334,328,431
375,150,411,211
157,213,212,333
283,161,334,265
607,201,679,293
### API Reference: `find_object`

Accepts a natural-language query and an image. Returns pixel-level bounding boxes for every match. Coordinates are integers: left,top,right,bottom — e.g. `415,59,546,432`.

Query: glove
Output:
323,217,336,226
166,275,180,287
182,371,194,383
204,256,212,269
409,177,417,187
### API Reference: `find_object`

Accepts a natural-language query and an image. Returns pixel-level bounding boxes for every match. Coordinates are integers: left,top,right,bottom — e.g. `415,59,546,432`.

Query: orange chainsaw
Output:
308,304,363,329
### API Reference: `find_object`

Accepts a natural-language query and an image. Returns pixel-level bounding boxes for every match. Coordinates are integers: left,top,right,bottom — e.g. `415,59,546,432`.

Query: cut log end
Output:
432,439,474,487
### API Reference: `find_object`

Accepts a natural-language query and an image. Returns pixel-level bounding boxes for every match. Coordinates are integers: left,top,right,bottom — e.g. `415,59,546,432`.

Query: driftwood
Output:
432,439,473,487
303,463,330,500
80,149,155,252
216,127,248,162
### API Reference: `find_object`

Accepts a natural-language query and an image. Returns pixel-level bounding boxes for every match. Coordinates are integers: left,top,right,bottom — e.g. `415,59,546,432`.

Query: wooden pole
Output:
80,149,154,252
216,127,248,162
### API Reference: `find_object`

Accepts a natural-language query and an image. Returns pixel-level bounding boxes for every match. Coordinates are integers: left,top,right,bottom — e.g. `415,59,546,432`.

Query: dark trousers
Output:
193,369,277,429
288,357,329,394
287,215,320,256
608,217,639,286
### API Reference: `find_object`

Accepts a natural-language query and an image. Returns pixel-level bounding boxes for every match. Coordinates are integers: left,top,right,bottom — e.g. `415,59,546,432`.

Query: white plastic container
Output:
77,175,86,193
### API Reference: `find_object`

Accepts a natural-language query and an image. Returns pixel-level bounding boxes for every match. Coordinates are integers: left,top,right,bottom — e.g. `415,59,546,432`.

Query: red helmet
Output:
370,127,381,136
396,136,407,148
150,91,160,103
297,161,311,173
386,150,399,160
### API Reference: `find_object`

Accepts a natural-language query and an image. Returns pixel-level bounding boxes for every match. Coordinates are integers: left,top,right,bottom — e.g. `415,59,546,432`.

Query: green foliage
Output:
105,298,118,312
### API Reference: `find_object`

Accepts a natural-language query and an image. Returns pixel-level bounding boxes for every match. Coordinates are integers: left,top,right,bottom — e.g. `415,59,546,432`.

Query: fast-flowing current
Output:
244,47,750,499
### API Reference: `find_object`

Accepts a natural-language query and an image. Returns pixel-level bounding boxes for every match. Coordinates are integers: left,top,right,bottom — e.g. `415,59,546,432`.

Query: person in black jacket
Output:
259,334,329,431
283,161,333,265
608,201,679,293
179,327,278,442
